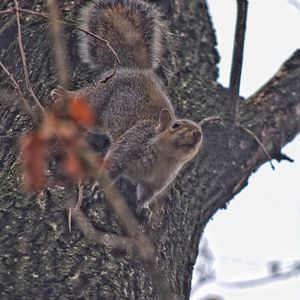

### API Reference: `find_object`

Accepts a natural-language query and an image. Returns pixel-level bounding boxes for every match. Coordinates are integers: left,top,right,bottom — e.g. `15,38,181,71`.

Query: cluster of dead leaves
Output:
20,97,99,191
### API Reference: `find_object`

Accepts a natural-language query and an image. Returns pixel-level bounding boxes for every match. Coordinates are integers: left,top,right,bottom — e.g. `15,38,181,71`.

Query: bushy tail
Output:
78,0,175,83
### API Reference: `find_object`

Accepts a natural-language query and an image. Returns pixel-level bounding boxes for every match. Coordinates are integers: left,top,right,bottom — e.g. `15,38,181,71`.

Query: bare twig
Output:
0,8,13,15
199,116,275,170
100,58,118,83
240,125,275,170
0,7,120,66
97,171,154,259
66,198,133,249
68,180,83,231
1,6,120,84
46,0,70,89
218,266,300,288
97,172,174,300
13,0,45,116
0,60,37,123
75,180,83,211
68,207,72,232
72,19,120,65
229,0,248,121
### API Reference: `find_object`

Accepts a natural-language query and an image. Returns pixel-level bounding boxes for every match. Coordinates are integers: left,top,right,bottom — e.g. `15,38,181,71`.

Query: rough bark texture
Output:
0,0,300,299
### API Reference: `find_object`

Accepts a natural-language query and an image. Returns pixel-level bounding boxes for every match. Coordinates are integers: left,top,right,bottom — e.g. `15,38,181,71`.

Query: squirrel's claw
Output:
51,85,65,102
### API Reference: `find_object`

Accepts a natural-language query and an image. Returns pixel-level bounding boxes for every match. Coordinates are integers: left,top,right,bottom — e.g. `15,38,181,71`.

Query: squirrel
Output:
52,0,203,213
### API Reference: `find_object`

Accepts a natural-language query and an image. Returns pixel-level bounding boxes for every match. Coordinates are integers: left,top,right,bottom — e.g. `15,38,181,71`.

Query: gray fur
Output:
69,0,202,212
78,0,175,83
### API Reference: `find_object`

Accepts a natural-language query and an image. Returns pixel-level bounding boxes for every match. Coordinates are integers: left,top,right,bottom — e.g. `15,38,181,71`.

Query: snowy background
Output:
191,0,300,299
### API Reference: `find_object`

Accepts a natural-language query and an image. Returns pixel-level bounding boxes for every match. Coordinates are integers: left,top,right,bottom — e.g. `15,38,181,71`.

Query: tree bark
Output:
0,0,300,299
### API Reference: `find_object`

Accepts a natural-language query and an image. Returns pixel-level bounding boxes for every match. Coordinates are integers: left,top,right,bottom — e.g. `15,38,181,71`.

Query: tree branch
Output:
229,0,248,120
219,267,300,289
46,0,70,89
13,0,45,116
201,50,300,223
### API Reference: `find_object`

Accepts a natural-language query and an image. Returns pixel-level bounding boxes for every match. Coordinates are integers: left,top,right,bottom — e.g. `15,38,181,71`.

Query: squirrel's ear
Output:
158,108,173,132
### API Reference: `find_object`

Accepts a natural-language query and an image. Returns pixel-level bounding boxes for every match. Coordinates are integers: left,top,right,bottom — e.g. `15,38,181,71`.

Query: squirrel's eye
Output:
172,122,181,129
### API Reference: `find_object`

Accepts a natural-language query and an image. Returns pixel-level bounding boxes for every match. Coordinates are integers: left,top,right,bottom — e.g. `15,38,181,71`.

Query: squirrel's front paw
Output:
51,85,65,102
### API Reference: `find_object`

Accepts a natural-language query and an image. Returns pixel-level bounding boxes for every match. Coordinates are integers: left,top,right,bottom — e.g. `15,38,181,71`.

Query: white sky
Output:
191,0,300,299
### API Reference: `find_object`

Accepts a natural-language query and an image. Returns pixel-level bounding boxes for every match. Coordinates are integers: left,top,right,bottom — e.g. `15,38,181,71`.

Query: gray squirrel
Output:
52,0,203,212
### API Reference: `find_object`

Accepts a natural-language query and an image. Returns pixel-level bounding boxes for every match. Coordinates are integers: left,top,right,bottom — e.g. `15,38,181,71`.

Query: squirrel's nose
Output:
193,130,202,141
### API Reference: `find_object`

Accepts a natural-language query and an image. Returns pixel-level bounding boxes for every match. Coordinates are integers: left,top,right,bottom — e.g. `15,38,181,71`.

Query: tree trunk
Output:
1,0,299,299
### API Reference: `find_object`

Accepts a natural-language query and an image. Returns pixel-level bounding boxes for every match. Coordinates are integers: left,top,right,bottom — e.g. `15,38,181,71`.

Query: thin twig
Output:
100,58,118,83
96,171,175,300
230,0,248,95
229,0,248,121
68,207,72,232
240,125,275,170
46,0,70,89
0,60,37,123
75,180,83,211
1,6,120,84
199,116,275,170
218,267,300,288
0,8,13,15
67,199,133,249
97,171,155,260
13,0,45,116
71,19,121,65
0,7,120,65
69,180,83,231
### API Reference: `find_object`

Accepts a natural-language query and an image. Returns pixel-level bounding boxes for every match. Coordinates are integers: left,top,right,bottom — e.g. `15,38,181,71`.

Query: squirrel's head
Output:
156,109,203,162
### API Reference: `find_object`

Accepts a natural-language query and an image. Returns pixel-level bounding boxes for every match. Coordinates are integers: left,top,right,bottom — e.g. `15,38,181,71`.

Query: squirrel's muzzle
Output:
191,130,202,146
193,130,202,140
